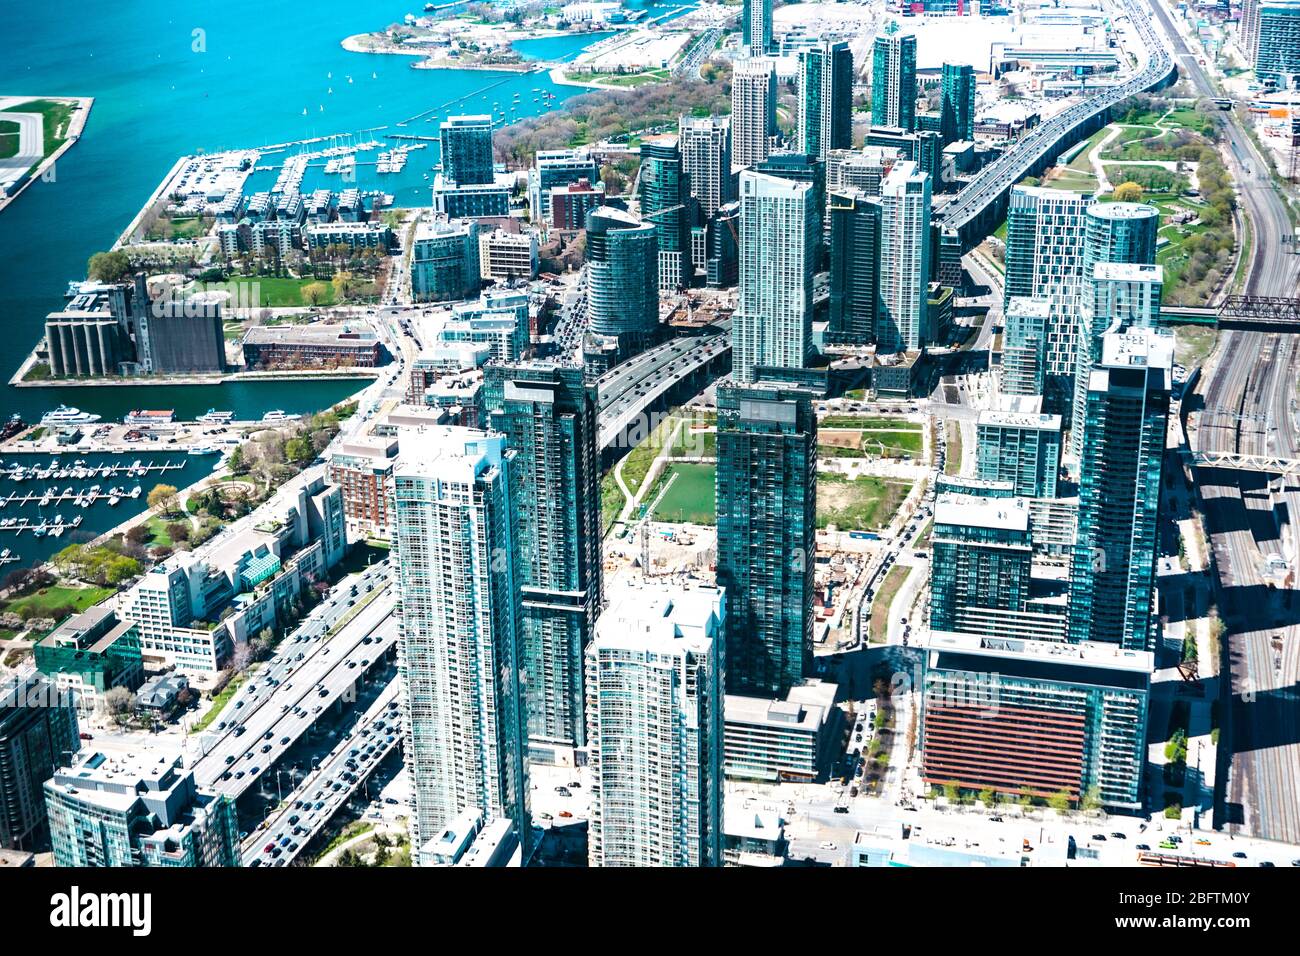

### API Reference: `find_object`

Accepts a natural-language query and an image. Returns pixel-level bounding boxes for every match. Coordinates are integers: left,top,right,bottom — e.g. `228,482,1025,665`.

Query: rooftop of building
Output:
593,580,724,656
977,408,1062,431
1005,297,1053,317
993,393,1045,415
242,324,378,347
922,629,1155,674
1087,201,1158,221
1092,261,1163,282
414,218,477,241
392,425,503,484
1099,327,1174,372
725,678,838,732
933,492,1030,533
332,436,400,463
724,798,784,842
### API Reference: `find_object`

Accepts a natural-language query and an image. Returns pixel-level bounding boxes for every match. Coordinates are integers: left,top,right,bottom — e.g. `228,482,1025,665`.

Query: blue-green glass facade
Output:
1068,330,1171,651
484,362,601,750
827,190,882,346
716,385,816,696
798,40,855,162
929,497,1033,634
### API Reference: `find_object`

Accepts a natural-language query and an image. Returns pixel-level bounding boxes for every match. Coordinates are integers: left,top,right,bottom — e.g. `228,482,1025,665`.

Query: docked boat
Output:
197,409,234,425
261,410,294,424
123,409,175,427
41,406,101,427
188,445,217,456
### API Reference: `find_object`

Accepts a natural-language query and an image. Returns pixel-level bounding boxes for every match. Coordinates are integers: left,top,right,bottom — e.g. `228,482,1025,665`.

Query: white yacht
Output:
41,406,102,427
197,409,235,425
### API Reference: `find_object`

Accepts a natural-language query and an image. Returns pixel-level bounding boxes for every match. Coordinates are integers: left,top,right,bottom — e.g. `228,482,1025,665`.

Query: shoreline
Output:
0,95,94,217
11,367,381,389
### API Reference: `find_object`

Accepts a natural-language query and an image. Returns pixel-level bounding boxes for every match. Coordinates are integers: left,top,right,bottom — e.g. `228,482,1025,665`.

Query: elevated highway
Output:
936,0,1176,247
595,326,730,453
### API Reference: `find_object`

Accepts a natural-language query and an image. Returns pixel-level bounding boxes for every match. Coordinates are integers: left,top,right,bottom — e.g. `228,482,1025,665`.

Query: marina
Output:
0,452,219,567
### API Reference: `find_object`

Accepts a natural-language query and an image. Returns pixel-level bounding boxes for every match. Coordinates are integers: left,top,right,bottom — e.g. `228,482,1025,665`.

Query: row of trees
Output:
493,65,734,168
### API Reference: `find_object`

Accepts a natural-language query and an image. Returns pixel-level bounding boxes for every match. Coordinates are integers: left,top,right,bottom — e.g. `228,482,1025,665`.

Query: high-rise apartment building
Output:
439,115,495,185
391,428,531,858
716,384,816,695
871,31,917,131
1081,201,1159,279
1068,328,1172,652
827,188,882,346
584,206,659,368
1242,0,1262,64
1001,296,1052,397
639,134,693,291
939,63,976,143
1253,1,1300,83
920,630,1151,808
527,148,600,224
798,40,855,162
976,407,1063,498
482,362,601,757
877,161,932,352
0,674,79,851
732,171,818,382
680,114,733,218
45,751,239,866
929,493,1034,636
742,0,773,54
586,582,725,867
732,58,778,169
1002,186,1091,416
1070,260,1163,458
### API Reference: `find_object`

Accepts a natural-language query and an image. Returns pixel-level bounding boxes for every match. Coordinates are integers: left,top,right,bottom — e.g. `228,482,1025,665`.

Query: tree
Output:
148,483,180,515
103,686,135,718
285,437,313,464
125,524,152,545
1081,785,1103,813
1113,180,1145,202
302,282,329,306
166,521,191,543
228,445,248,474
980,788,996,808
1047,790,1072,813
943,780,961,803
87,250,132,284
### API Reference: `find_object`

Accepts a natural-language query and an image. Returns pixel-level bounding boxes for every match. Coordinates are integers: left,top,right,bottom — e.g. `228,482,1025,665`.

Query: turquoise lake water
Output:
0,0,602,424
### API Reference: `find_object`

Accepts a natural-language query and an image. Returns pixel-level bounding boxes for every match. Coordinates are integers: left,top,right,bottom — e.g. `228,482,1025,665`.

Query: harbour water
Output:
0,452,220,570
0,0,608,427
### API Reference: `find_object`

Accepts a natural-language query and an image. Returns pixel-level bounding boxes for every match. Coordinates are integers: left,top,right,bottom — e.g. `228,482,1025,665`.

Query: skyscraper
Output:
877,160,932,352
483,362,601,756
827,188,882,346
1082,201,1159,280
742,0,773,54
871,31,917,131
716,384,816,696
1069,259,1164,459
1,674,78,851
731,58,778,169
584,206,659,369
679,114,734,218
439,115,496,185
1002,186,1096,417
392,427,531,857
797,40,855,162
639,134,693,291
939,63,976,144
1068,328,1173,651
586,582,725,867
732,171,818,383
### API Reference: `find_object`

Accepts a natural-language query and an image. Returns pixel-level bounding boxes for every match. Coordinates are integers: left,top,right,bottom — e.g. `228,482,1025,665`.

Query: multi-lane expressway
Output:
246,677,402,867
189,563,398,800
595,326,730,451
936,0,1175,241
1151,0,1300,844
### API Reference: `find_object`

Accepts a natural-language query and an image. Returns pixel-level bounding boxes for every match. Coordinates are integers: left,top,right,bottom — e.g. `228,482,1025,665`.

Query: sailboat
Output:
302,107,308,116
347,75,353,84
327,71,332,79
319,104,325,112
328,87,333,94
372,71,377,79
